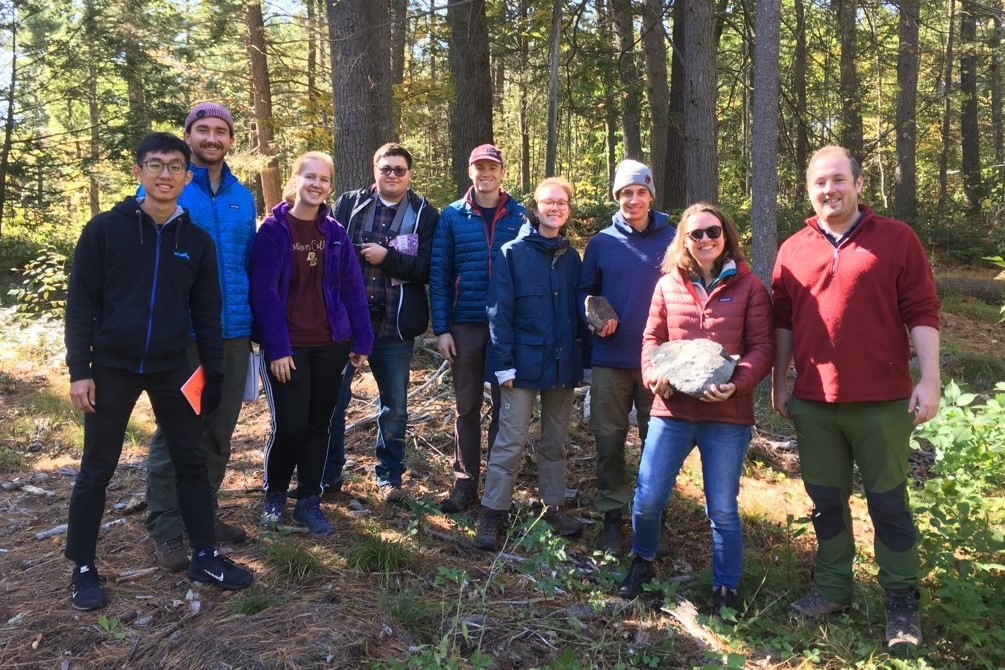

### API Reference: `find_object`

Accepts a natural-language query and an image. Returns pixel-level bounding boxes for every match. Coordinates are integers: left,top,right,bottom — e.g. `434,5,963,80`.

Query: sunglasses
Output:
686,225,723,242
378,165,409,177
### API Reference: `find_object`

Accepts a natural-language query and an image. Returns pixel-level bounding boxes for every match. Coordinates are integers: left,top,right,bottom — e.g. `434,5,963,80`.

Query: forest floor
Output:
0,268,1003,670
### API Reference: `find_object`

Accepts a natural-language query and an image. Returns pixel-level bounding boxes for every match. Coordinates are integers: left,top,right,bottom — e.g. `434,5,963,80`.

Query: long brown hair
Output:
661,202,745,276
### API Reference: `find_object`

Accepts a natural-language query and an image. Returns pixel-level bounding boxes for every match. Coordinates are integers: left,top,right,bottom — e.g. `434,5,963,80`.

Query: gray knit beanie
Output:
611,159,655,200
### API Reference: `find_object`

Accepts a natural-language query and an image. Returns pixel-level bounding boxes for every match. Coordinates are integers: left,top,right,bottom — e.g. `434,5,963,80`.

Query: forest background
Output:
0,1,1004,669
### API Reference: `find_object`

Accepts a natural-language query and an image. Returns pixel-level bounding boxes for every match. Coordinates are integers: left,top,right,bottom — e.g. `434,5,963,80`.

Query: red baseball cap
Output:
468,144,504,166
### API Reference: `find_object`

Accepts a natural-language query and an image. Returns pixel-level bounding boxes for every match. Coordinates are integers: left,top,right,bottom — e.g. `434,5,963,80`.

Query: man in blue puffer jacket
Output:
430,144,525,513
144,103,257,571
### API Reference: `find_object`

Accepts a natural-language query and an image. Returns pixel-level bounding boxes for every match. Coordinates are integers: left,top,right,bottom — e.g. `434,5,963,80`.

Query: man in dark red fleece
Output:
771,145,941,649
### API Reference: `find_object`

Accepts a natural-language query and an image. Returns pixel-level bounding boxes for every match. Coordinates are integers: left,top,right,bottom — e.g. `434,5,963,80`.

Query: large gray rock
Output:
649,339,737,398
585,295,619,331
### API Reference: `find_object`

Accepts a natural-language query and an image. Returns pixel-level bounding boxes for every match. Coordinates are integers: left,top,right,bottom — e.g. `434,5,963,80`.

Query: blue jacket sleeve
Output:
429,210,455,335
487,245,516,374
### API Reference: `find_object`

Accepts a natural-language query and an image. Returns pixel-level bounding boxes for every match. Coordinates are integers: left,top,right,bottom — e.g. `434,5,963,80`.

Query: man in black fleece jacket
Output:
63,132,252,611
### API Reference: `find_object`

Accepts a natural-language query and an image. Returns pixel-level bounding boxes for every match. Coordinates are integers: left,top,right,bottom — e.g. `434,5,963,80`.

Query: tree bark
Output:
837,0,862,162
88,63,100,217
938,0,956,206
960,0,981,212
245,0,282,209
518,0,531,193
600,0,618,184
0,21,15,238
447,0,493,197
894,0,919,222
992,14,1003,193
792,0,808,203
642,0,669,207
328,0,394,196
610,0,642,160
545,0,561,177
664,0,686,210
390,0,407,140
751,0,780,288
682,0,717,203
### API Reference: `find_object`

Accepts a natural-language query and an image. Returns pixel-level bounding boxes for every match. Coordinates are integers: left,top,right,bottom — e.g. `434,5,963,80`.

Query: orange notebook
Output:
181,366,206,415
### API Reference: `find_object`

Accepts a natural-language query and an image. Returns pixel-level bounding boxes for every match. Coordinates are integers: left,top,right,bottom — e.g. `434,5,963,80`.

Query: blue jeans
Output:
631,417,751,589
323,337,415,487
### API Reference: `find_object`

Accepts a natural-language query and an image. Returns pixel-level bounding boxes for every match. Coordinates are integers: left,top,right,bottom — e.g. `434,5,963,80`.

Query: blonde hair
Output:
661,202,745,275
527,177,574,230
282,151,335,205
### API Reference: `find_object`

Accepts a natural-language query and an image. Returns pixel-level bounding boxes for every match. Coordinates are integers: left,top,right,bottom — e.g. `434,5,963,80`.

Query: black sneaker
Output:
187,551,254,591
70,563,107,611
292,495,334,536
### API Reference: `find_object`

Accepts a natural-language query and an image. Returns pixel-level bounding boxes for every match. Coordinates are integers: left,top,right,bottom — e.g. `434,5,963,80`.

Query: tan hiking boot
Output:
154,536,189,572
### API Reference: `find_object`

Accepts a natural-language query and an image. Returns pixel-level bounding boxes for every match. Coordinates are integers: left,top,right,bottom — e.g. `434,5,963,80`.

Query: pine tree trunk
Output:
682,0,717,203
939,0,956,206
642,0,669,208
793,0,808,203
328,0,394,196
751,0,780,287
610,0,642,160
894,0,919,222
447,0,493,198
518,0,531,193
245,0,281,210
837,0,862,162
992,14,1003,193
664,0,687,210
0,25,15,238
390,0,407,140
545,0,561,177
960,0,982,213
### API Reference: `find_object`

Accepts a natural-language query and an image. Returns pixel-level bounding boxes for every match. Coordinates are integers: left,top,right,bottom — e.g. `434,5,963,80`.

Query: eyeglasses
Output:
686,225,723,242
539,199,570,210
378,165,409,177
142,160,188,175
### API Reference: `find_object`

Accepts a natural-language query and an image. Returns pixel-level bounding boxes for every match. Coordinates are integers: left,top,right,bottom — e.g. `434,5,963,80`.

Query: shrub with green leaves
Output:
7,245,69,317
913,381,1005,665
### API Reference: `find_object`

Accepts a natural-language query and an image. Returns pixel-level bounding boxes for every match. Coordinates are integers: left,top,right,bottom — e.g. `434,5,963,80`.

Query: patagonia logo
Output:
718,296,733,302
229,204,239,209
173,251,191,260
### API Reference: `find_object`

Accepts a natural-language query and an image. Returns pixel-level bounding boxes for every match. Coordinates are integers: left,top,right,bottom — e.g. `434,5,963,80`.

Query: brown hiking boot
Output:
440,481,476,514
473,507,507,551
543,506,585,538
598,510,623,554
215,517,247,544
154,535,189,572
885,588,922,648
788,588,850,616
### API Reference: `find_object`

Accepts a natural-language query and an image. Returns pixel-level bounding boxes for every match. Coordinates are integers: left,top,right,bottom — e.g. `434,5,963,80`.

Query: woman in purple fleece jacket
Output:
249,151,373,535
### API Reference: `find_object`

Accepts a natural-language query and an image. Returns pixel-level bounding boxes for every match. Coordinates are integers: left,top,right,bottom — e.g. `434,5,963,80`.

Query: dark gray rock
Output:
649,339,737,398
585,295,619,330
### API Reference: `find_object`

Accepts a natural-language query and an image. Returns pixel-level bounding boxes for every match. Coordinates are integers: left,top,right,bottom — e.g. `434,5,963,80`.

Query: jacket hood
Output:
612,209,670,236
113,195,187,246
268,199,332,223
518,220,570,255
189,162,237,195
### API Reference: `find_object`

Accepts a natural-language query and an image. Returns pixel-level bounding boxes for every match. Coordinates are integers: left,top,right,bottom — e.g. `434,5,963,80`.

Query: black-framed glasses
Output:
378,165,409,177
686,225,723,242
142,160,188,175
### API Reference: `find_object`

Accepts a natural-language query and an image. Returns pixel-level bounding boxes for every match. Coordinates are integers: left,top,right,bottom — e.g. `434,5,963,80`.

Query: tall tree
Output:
992,12,1003,193
545,0,561,177
447,0,493,196
610,0,642,160
959,0,982,212
664,0,686,210
837,0,862,161
517,0,531,193
792,0,808,203
894,0,919,221
751,0,780,287
642,0,669,205
939,0,956,206
0,2,17,237
328,0,393,196
390,0,407,139
682,0,717,203
245,0,281,209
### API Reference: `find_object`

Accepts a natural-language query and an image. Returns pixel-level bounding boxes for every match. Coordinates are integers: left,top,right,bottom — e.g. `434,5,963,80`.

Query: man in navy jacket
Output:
429,144,525,513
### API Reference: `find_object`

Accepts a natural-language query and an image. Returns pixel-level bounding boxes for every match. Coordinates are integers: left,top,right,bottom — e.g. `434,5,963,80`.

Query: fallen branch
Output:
35,517,125,540
115,567,158,582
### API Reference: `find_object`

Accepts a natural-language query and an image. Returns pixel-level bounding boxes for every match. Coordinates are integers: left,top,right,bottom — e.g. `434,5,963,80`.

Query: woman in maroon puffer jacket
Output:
617,203,774,619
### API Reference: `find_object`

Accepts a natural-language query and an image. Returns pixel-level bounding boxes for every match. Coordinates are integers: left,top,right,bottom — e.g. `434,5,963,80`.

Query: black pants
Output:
449,323,500,486
65,365,215,565
262,343,350,499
